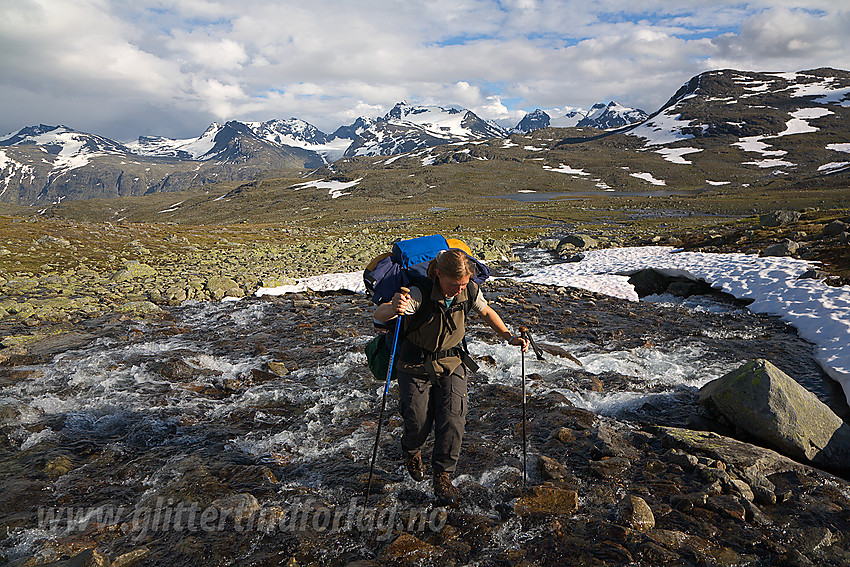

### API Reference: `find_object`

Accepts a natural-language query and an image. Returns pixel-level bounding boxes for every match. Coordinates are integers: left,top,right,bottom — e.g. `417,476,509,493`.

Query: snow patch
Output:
256,272,364,296
827,143,850,153
789,80,850,107
630,172,666,186
733,136,787,157
819,162,850,172
655,147,702,164
743,159,796,168
290,178,362,199
543,164,590,175
626,112,699,146
516,246,850,405
158,200,185,213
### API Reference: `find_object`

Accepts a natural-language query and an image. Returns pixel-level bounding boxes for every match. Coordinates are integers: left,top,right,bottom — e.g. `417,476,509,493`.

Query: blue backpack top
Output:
363,234,490,305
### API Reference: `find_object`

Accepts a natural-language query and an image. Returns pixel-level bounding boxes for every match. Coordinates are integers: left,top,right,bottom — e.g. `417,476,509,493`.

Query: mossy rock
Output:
700,359,850,468
3,277,39,293
111,261,158,282
116,300,165,316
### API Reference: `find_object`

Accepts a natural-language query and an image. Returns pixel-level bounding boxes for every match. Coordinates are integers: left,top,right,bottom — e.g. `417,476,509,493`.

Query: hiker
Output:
373,248,529,503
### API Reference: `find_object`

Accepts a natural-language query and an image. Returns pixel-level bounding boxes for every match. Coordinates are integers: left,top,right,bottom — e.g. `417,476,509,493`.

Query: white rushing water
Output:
2,297,742,464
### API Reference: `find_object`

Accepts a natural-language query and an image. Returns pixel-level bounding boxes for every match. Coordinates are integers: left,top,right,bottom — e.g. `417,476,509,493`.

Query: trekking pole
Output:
519,326,529,488
365,287,409,506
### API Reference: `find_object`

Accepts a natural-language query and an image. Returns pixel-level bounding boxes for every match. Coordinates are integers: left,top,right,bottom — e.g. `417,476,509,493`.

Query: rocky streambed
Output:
1,276,848,566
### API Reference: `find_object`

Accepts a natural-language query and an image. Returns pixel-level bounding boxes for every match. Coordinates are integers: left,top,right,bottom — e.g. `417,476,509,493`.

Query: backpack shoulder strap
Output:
462,281,479,315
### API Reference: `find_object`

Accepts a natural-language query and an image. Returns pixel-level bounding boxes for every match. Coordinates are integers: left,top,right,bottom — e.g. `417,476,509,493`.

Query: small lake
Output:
491,190,702,201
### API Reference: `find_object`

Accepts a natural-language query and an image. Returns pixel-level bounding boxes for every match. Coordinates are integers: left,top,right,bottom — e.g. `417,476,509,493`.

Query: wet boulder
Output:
620,494,655,532
699,359,850,470
514,484,579,515
537,455,571,481
381,533,447,565
65,548,111,567
150,357,198,380
209,493,260,525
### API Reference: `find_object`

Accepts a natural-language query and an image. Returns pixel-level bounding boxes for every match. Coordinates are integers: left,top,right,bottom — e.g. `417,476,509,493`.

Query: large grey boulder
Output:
699,359,850,470
206,276,243,300
762,239,799,257
759,210,801,227
559,234,598,250
556,234,599,256
823,220,848,236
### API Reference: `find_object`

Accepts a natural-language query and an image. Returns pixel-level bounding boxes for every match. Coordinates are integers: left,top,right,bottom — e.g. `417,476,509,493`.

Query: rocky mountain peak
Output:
576,101,648,129
331,117,376,141
515,109,551,133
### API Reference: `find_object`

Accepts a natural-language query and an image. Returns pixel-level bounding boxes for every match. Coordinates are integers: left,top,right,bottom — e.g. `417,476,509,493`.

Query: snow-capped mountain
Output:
128,119,350,163
0,124,130,166
343,102,506,157
576,101,649,129
548,107,586,128
514,109,550,133
331,117,377,142
0,121,326,204
127,123,224,160
513,102,647,133
0,103,507,203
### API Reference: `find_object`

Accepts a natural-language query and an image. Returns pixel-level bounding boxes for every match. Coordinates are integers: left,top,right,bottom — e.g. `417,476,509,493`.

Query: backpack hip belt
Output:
402,341,480,386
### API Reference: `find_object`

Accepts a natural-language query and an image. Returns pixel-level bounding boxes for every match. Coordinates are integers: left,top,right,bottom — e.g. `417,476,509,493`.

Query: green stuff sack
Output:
365,334,393,380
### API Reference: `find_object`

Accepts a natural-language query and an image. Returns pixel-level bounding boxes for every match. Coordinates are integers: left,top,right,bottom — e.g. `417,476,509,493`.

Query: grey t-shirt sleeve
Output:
405,286,424,315
471,286,488,312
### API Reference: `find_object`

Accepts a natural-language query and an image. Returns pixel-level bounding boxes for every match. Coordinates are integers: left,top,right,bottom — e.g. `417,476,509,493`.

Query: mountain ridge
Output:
2,68,848,206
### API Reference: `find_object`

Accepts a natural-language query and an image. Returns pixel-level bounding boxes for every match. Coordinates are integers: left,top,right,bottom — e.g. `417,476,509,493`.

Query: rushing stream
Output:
1,250,846,565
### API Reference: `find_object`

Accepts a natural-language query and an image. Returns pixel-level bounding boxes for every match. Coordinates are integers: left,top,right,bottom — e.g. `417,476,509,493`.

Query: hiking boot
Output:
405,452,425,482
433,472,460,503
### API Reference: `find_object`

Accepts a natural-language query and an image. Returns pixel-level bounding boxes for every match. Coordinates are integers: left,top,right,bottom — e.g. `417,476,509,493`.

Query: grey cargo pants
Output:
398,366,468,474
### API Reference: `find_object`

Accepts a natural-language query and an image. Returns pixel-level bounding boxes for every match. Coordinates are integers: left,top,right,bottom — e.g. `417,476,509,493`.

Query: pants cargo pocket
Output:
450,381,467,418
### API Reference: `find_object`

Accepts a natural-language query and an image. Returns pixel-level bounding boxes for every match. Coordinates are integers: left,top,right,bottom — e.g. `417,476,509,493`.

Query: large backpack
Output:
363,234,489,305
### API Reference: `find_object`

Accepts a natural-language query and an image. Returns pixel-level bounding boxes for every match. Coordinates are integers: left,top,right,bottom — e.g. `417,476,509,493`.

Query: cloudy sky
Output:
2,0,849,142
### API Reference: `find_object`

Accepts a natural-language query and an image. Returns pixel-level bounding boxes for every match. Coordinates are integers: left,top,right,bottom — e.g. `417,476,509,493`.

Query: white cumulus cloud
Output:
1,0,848,141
